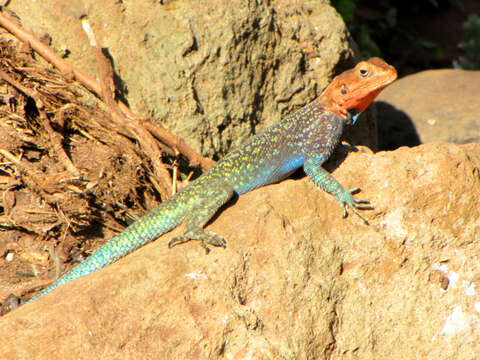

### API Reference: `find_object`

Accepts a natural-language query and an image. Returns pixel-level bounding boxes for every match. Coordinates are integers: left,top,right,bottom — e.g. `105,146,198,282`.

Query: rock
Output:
376,69,480,150
7,0,357,156
1,142,479,359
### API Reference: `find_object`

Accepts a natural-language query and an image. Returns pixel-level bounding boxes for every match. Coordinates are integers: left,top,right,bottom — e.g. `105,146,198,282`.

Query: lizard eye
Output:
341,85,347,94
359,68,368,77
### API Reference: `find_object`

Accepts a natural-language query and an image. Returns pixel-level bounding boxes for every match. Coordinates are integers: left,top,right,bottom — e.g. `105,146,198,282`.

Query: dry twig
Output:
81,18,171,199
0,10,215,172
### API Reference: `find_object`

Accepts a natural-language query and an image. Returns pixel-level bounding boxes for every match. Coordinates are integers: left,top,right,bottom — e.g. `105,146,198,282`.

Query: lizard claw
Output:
338,188,374,225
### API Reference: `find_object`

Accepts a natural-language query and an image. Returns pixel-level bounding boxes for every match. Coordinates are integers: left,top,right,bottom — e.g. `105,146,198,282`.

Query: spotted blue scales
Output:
27,58,397,302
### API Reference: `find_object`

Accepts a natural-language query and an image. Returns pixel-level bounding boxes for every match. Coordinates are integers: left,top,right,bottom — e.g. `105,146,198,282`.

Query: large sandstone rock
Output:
8,0,358,156
376,69,480,150
1,142,479,359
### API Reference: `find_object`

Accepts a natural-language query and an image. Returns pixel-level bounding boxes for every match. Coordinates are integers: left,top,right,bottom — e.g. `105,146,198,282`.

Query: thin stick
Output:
81,18,171,199
0,10,215,170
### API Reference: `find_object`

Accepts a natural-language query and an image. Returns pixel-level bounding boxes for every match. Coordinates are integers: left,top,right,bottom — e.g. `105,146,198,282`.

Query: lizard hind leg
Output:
168,179,235,253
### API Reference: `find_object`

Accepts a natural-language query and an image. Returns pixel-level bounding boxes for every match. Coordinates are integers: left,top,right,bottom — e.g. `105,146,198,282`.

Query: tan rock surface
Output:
376,69,480,149
1,142,479,359
7,0,359,156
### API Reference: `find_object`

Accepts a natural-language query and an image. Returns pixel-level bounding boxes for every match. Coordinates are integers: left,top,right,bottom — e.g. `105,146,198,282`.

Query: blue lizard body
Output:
27,58,397,302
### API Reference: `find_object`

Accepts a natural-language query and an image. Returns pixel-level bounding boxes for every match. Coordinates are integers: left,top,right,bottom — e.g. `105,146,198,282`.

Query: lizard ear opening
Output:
341,85,347,94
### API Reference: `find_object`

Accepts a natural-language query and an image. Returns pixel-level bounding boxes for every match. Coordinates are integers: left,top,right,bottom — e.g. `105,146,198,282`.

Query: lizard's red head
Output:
321,57,397,118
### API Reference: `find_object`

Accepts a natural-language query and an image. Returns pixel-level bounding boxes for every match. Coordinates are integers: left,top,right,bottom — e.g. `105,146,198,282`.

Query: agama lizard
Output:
28,57,397,302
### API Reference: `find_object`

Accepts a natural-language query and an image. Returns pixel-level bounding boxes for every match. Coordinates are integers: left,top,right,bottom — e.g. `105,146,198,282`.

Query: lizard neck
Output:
315,94,348,119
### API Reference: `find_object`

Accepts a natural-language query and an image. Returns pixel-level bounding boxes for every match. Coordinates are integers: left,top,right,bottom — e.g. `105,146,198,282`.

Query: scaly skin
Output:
28,58,397,302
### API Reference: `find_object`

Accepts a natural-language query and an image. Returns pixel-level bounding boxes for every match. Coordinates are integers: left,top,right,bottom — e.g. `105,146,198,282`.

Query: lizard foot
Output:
337,187,374,225
168,228,226,254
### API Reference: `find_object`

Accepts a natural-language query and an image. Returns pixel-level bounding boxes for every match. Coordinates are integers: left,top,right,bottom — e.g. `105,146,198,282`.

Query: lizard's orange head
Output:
322,57,397,118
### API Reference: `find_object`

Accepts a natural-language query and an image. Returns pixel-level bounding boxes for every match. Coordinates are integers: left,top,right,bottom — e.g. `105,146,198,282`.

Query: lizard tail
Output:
28,198,184,302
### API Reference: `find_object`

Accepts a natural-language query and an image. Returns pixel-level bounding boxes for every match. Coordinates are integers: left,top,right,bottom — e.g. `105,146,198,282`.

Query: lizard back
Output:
208,99,346,194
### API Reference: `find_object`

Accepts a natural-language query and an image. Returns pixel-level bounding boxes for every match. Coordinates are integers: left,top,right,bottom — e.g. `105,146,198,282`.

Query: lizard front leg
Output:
303,155,372,224
168,178,234,253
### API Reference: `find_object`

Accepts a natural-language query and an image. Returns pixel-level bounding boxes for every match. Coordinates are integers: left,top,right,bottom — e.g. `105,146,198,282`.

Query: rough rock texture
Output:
7,0,362,157
376,69,480,150
1,142,479,359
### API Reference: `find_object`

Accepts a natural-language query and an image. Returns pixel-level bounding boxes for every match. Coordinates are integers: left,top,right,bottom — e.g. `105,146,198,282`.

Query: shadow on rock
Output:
376,101,422,151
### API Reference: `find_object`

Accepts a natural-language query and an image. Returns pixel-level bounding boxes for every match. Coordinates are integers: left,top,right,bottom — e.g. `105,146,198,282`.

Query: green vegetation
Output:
332,0,480,71
455,14,480,69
